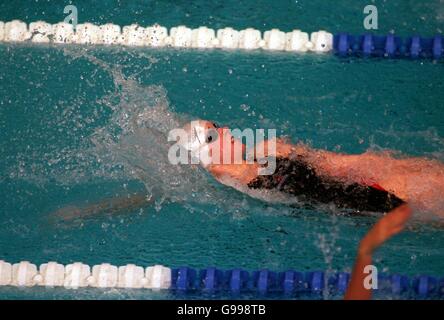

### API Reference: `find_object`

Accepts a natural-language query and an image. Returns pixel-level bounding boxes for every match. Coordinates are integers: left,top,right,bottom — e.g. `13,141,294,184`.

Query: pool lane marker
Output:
0,260,443,297
0,20,328,52
0,260,171,289
0,20,442,59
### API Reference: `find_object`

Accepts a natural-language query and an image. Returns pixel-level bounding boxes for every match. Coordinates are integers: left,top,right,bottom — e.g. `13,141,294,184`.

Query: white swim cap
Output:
178,120,219,166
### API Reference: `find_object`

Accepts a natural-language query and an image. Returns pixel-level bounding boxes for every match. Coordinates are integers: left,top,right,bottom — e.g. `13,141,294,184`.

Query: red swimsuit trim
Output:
369,183,386,192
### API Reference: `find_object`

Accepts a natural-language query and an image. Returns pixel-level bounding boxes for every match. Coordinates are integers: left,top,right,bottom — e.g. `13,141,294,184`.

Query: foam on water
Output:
53,46,291,220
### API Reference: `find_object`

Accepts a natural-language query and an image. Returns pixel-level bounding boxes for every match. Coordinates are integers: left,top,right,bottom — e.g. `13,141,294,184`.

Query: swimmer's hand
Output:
344,204,412,300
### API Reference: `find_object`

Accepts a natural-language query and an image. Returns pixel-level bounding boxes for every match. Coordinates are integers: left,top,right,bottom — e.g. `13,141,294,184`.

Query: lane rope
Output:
0,260,442,297
0,20,442,59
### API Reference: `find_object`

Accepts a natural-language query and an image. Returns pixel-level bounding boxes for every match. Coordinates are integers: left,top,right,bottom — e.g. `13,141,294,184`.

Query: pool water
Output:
0,0,443,299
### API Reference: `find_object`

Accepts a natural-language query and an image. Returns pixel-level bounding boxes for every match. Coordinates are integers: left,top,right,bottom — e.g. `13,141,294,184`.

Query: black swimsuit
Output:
247,156,405,213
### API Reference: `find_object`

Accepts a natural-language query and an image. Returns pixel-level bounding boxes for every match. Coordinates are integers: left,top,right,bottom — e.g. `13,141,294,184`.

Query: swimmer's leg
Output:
50,193,154,222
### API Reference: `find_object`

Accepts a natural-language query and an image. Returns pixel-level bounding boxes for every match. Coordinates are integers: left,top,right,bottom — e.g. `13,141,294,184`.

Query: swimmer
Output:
51,120,427,300
53,119,444,221
176,120,444,217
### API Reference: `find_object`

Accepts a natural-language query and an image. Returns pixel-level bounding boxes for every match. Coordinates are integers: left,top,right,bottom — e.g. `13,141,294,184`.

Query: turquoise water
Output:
0,0,443,299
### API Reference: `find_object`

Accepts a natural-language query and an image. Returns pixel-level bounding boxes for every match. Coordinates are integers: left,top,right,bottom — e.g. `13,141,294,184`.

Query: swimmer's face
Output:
180,120,244,165
181,120,219,149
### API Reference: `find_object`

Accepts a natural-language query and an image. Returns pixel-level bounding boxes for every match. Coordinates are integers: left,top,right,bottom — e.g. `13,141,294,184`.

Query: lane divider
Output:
334,33,444,59
0,20,330,52
0,260,171,289
0,20,442,59
0,260,443,297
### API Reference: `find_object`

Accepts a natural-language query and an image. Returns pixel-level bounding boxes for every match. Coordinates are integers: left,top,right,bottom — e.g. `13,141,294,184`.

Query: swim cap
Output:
178,121,219,166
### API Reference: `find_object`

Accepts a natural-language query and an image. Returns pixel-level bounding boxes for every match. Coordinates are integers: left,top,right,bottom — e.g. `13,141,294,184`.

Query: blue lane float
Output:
281,271,305,295
168,267,444,299
333,33,443,59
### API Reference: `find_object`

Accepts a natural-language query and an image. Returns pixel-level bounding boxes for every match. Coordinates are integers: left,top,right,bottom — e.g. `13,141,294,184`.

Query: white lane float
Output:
98,23,122,45
285,30,310,52
12,261,38,286
29,21,53,43
53,22,75,43
263,29,286,51
0,22,4,41
0,260,12,285
170,25,193,47
146,24,168,47
0,19,335,55
145,265,172,289
37,262,65,287
118,264,145,288
4,20,31,42
122,24,147,46
64,262,91,289
0,260,174,290
191,26,217,48
217,27,240,49
239,28,262,50
75,23,100,44
310,30,334,53
89,263,119,288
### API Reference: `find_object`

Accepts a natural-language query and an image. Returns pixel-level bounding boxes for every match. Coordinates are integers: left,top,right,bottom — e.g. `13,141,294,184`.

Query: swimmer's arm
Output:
344,204,412,300
252,138,309,159
50,193,153,222
208,163,260,184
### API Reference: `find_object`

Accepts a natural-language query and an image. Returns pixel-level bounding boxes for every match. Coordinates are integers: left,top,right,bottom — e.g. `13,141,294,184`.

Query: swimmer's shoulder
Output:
252,138,311,159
